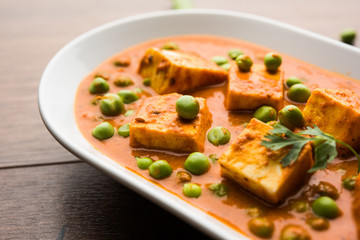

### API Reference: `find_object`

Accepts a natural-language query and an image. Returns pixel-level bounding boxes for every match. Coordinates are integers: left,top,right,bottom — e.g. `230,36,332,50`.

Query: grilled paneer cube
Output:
138,48,227,94
225,63,284,111
129,93,212,153
303,88,360,154
353,175,360,238
219,118,313,205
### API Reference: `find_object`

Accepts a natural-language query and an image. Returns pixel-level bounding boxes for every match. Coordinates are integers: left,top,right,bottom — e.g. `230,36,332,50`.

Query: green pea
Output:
264,52,282,72
287,84,311,103
228,48,244,60
100,93,125,116
183,183,201,198
286,76,302,88
207,126,231,146
290,200,309,213
280,225,310,240
208,183,227,197
248,217,274,238
306,217,329,231
279,105,304,130
161,41,179,50
175,95,200,120
211,56,229,66
220,62,231,71
136,157,154,170
340,28,357,45
118,123,130,137
148,160,173,179
114,76,134,87
235,55,253,72
124,109,135,117
176,171,192,183
184,152,210,175
314,181,339,200
89,77,110,94
143,78,151,86
311,196,339,219
117,90,139,104
343,175,357,190
91,122,114,140
254,106,277,123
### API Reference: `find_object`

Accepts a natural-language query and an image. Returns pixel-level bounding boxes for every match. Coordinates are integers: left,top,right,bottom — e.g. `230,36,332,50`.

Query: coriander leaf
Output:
262,123,309,149
270,123,309,141
299,125,325,136
301,125,360,173
270,123,299,138
261,123,311,167
261,133,298,150
262,136,310,167
261,123,309,151
300,125,334,139
262,123,360,173
309,140,337,172
281,141,309,167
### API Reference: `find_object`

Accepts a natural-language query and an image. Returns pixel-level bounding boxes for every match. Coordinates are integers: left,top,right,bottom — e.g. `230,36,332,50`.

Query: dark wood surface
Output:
1,0,359,239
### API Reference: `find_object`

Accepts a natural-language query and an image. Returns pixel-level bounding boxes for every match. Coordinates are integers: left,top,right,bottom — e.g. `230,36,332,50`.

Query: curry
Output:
75,35,360,239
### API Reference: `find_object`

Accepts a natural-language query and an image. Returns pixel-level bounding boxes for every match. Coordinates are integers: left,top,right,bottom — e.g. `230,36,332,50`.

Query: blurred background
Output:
0,0,358,239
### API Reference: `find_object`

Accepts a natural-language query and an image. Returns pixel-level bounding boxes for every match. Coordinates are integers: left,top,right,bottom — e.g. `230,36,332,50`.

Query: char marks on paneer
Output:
219,118,313,204
225,63,284,111
129,93,212,153
76,35,360,239
303,88,360,155
138,48,227,94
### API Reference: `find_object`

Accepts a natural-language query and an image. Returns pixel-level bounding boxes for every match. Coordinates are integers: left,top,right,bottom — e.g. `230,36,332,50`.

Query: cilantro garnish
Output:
261,123,360,173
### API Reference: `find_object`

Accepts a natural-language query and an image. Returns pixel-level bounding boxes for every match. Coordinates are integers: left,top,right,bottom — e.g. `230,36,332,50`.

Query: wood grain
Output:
0,0,359,167
0,0,359,239
0,162,208,239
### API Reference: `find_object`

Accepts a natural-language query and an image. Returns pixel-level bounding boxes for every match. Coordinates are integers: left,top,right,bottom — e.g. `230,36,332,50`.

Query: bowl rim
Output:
38,9,360,240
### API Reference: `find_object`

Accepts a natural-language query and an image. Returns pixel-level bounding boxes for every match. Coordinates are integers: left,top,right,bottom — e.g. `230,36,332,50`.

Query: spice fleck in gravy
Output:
75,35,359,239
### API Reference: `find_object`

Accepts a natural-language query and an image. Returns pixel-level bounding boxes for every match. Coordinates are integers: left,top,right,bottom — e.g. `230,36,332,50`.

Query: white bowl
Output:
38,9,360,239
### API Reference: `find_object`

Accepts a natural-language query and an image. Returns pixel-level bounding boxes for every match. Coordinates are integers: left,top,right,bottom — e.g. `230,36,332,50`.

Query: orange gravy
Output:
75,35,359,239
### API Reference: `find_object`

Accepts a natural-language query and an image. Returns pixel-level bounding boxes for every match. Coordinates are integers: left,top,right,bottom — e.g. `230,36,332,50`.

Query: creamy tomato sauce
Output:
75,35,359,239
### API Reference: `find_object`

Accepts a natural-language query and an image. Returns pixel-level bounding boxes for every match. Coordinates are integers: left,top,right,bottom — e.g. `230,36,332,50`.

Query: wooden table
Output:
1,0,359,239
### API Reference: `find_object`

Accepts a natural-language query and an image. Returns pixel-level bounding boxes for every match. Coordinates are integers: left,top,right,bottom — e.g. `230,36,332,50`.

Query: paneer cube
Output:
129,93,212,153
138,48,227,94
353,175,360,237
225,63,284,110
219,118,313,204
303,88,360,154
